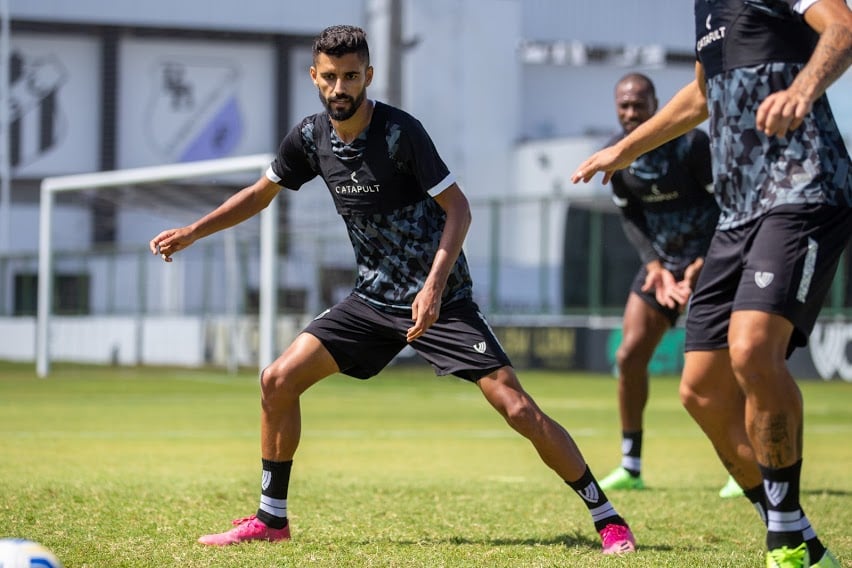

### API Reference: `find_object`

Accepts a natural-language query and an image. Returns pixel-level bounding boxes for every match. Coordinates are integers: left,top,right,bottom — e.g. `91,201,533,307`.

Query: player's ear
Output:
310,65,318,84
365,65,374,87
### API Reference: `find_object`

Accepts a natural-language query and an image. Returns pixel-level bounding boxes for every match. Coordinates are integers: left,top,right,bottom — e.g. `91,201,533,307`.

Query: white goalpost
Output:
37,153,278,377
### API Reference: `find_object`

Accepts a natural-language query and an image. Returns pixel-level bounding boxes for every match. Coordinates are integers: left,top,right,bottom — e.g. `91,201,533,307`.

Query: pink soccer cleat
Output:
198,515,291,546
599,522,636,555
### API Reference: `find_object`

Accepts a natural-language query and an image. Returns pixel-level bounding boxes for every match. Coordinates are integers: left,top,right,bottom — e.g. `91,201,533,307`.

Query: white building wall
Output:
521,0,696,46
403,0,521,257
11,0,366,34
6,0,852,366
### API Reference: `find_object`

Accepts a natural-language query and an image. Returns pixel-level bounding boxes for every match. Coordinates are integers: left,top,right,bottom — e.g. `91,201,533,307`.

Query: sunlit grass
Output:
1,361,849,567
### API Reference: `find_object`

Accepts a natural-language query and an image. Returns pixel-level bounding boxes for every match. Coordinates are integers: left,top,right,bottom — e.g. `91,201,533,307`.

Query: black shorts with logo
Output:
630,266,683,328
304,293,512,382
685,204,852,354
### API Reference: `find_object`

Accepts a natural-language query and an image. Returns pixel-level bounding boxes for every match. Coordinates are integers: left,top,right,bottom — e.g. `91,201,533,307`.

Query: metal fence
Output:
3,193,852,320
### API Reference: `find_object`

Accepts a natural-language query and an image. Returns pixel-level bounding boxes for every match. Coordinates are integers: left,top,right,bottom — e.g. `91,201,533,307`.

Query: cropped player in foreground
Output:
572,1,852,566
150,25,636,555
594,72,721,493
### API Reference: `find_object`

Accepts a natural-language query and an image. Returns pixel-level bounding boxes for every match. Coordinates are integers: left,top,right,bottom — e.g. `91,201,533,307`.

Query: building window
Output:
13,273,91,315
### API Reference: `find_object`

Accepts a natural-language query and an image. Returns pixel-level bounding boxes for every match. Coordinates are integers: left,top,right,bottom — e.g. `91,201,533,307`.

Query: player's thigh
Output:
628,266,681,327
685,229,744,352
681,349,739,410
620,291,672,359
735,204,852,350
262,332,340,396
476,365,539,417
302,295,406,379
476,365,523,397
728,310,794,370
412,300,512,382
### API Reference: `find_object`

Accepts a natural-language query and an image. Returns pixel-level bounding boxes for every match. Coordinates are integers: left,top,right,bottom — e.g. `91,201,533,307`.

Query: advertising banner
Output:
117,37,275,168
10,33,101,177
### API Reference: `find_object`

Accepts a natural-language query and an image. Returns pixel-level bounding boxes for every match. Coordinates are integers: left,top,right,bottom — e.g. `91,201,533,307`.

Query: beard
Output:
621,120,641,134
319,88,366,121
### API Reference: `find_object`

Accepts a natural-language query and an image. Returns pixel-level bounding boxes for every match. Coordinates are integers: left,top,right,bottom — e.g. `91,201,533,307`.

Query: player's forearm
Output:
793,19,852,103
189,181,277,240
620,216,657,265
615,80,709,162
425,194,471,294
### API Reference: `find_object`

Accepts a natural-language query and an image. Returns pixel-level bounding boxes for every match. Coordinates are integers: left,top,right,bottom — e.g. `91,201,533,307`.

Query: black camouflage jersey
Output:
266,101,473,313
694,0,852,230
608,129,719,272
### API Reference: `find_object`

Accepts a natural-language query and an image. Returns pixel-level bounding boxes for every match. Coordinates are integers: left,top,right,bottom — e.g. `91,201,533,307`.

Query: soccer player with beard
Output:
150,24,636,555
594,73,721,494
572,1,851,566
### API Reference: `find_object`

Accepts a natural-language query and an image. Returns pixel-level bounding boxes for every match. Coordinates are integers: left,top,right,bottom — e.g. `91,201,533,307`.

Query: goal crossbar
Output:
37,153,278,377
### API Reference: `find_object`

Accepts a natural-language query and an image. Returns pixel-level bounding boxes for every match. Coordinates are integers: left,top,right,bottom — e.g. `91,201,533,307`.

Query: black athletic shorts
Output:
685,204,852,355
630,266,683,327
303,293,513,382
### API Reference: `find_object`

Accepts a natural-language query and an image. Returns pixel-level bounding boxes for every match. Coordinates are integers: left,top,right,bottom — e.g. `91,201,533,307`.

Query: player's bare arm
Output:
571,63,709,185
149,176,281,261
756,0,852,137
406,183,471,342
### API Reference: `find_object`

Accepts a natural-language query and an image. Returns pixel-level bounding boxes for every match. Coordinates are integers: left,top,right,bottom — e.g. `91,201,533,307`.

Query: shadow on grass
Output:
802,488,852,497
641,485,852,498
345,530,675,553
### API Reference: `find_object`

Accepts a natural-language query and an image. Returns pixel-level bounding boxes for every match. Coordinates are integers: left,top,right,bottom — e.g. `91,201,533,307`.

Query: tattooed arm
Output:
756,0,852,137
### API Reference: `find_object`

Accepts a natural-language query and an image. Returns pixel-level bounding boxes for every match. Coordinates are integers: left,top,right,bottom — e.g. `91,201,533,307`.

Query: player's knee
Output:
500,394,542,434
728,339,777,384
615,339,654,377
615,343,646,375
678,378,709,417
679,380,697,411
259,362,299,407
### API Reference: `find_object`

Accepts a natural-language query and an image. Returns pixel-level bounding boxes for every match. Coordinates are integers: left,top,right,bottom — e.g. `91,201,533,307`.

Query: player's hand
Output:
407,287,441,342
663,258,703,313
683,257,704,289
668,279,693,311
149,227,196,263
571,146,634,185
642,265,681,309
756,88,812,138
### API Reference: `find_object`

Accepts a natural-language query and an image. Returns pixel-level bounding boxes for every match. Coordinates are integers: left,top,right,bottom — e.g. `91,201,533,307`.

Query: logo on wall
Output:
809,322,852,382
146,59,243,162
9,50,67,170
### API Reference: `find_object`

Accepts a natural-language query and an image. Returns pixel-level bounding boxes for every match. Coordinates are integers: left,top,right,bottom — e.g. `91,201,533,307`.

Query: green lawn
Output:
1,361,849,567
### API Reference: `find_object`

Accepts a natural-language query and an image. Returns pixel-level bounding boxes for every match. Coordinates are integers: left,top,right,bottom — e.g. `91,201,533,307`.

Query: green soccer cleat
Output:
766,543,809,568
719,475,744,498
810,549,840,568
599,466,644,490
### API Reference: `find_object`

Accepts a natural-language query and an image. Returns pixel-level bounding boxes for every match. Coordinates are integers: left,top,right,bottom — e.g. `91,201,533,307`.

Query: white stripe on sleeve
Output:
266,166,281,183
427,172,457,197
791,0,820,14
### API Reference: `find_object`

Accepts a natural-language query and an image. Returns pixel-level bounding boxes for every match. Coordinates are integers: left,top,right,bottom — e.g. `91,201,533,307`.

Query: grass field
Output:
1,360,850,567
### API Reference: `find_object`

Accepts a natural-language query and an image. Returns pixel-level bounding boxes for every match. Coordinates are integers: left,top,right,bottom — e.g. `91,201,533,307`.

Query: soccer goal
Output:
36,154,278,377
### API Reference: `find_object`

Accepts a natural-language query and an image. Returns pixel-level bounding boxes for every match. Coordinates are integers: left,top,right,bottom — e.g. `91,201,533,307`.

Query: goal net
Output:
36,154,353,377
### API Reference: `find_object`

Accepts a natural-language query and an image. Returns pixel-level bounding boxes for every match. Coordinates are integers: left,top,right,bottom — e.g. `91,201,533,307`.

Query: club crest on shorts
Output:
472,341,487,354
755,271,775,289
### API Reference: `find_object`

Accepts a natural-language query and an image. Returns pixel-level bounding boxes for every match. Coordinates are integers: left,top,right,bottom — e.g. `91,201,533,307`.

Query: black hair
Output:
615,72,656,98
313,25,370,65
